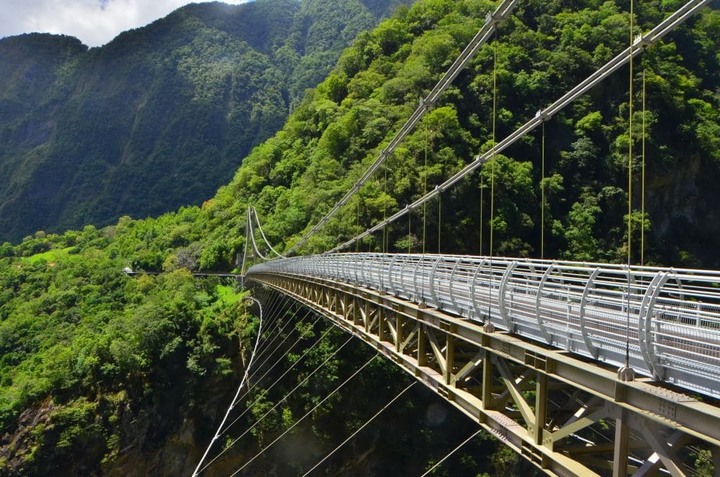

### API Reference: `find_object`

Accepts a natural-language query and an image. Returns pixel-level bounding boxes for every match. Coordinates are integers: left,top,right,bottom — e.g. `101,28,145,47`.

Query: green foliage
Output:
564,194,602,261
2,0,720,473
0,0,413,243
191,0,720,267
694,449,716,476
480,155,536,256
0,236,248,472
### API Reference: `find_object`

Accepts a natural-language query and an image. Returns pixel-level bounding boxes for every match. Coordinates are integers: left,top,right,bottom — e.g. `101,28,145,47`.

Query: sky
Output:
0,0,251,47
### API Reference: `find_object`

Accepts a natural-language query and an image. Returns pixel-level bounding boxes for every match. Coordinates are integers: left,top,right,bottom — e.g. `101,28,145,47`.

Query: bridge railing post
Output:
498,261,518,331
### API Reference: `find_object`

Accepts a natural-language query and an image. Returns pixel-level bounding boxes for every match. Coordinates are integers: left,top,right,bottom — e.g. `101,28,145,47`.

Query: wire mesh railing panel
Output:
248,253,720,398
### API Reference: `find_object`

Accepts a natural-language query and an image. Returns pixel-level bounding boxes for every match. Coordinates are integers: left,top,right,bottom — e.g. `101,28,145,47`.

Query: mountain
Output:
210,0,720,268
1,0,719,475
0,0,412,243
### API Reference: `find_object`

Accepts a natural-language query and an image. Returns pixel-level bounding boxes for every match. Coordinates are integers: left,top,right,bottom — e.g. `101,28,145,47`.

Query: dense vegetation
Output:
0,0,411,242
1,0,719,474
223,0,720,267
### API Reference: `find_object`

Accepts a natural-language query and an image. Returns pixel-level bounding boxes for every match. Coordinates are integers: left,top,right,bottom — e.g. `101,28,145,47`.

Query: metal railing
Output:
248,253,720,399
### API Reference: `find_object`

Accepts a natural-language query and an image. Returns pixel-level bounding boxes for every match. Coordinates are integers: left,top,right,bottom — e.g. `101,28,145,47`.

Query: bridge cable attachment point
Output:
483,322,495,334
617,366,635,382
534,109,549,121
485,12,496,27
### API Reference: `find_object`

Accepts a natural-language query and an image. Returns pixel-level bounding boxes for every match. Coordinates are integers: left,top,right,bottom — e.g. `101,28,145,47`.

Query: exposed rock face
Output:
106,418,201,477
1,398,58,473
648,152,720,267
0,344,246,476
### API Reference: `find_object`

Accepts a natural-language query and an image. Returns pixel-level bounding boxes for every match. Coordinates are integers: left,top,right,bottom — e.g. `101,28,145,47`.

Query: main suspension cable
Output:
284,0,519,256
327,0,710,254
192,296,265,477
251,207,286,259
248,209,273,262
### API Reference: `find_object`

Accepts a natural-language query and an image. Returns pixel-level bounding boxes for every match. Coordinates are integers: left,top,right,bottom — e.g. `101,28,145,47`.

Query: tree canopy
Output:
1,0,719,474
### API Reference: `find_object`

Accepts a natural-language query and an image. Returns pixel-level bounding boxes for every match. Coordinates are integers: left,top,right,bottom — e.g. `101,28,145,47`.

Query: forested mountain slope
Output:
0,0,719,475
218,0,720,268
0,0,411,242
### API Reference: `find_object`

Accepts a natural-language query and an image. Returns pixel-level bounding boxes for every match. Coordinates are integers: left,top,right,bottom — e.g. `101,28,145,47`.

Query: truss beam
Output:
248,273,720,476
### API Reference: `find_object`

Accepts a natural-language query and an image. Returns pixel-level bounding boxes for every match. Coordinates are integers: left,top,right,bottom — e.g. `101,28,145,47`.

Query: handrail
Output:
247,253,720,399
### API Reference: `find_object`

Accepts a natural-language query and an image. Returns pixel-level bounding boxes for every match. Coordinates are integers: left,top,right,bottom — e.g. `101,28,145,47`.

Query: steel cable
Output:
328,0,712,254
283,0,520,256
197,334,356,474
420,429,483,477
192,296,265,476
301,380,417,476
230,354,379,476
222,320,338,439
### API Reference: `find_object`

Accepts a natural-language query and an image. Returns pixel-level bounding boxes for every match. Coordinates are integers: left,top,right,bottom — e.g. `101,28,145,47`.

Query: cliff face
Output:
0,342,244,476
103,378,235,477
0,315,519,477
648,152,720,267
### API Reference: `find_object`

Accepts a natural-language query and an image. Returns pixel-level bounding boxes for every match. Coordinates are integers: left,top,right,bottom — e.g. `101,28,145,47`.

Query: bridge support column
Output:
377,308,386,342
613,409,631,477
363,301,371,333
352,297,361,326
481,350,493,410
396,315,404,353
418,325,428,366
534,373,547,446
445,334,455,385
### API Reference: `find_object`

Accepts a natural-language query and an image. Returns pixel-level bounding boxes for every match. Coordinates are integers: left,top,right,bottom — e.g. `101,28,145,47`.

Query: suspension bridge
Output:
246,254,720,476
195,0,720,475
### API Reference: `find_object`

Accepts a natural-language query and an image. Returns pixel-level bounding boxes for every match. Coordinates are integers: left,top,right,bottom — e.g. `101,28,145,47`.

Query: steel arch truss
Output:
249,272,720,477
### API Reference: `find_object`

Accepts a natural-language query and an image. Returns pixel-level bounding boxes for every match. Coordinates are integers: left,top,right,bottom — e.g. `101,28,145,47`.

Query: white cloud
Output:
0,0,251,47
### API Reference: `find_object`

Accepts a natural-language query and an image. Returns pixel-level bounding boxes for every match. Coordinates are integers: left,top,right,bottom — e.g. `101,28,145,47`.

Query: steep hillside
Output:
209,0,720,268
0,0,412,242
0,0,719,475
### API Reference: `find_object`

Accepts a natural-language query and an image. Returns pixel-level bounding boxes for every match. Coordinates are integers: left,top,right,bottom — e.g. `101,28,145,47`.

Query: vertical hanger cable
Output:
541,120,546,260
624,0,635,369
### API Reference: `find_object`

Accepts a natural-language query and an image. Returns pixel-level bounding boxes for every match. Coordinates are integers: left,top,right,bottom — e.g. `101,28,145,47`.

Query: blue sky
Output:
0,0,251,47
